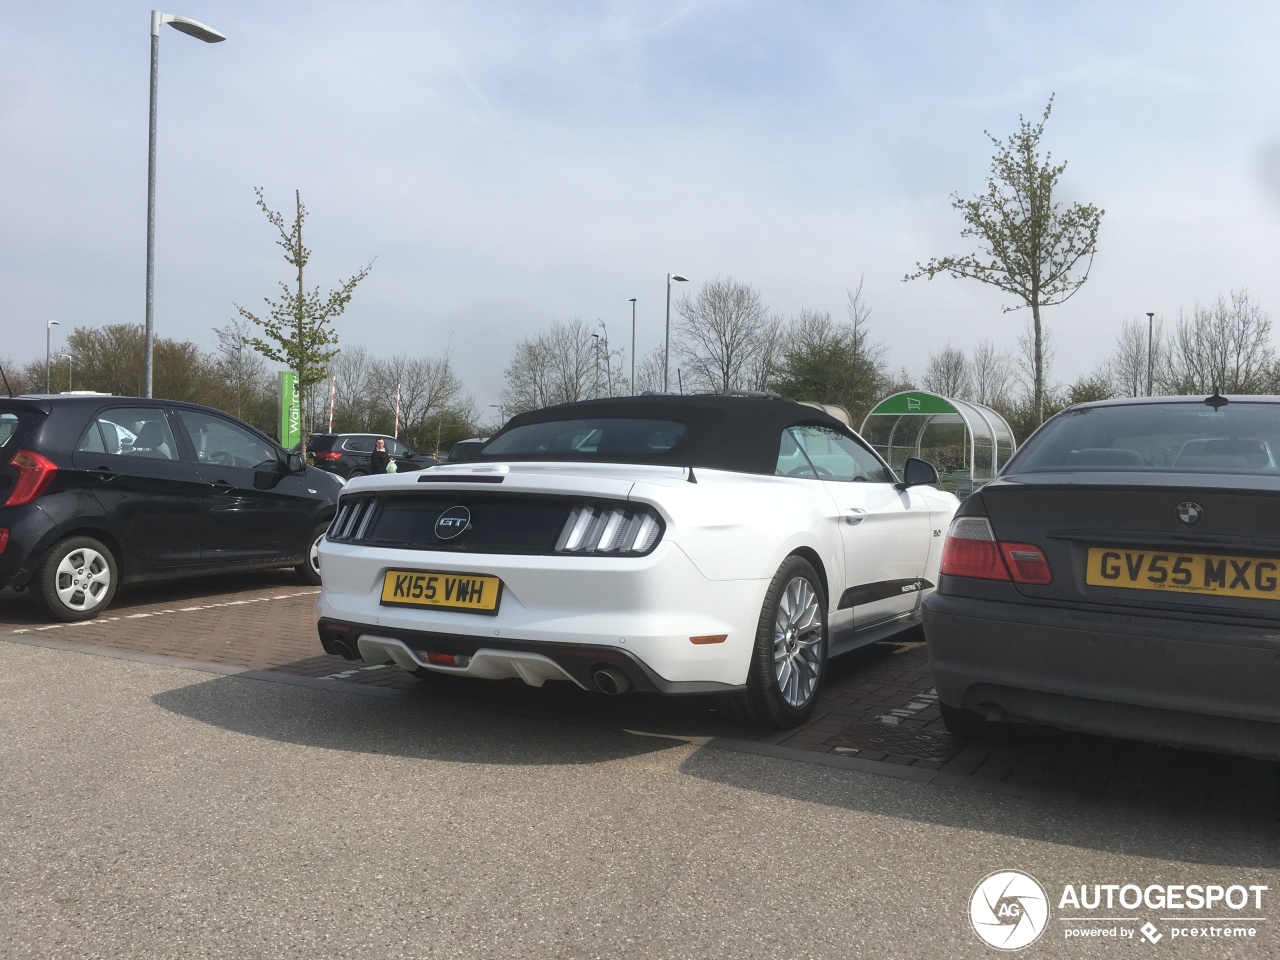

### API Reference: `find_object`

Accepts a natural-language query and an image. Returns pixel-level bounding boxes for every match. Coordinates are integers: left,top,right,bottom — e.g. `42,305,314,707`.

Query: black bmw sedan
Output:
0,394,342,621
923,394,1280,762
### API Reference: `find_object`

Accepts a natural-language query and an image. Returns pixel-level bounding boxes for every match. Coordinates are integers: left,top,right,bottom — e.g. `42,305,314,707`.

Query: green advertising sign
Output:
279,371,301,451
868,391,959,416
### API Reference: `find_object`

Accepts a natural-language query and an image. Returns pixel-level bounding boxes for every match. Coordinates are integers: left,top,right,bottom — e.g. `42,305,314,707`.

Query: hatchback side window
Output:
80,408,176,460
786,425,894,483
176,410,279,470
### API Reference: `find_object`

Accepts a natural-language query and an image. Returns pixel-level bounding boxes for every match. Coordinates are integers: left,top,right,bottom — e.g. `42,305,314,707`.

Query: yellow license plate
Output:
1086,547,1280,600
380,569,502,613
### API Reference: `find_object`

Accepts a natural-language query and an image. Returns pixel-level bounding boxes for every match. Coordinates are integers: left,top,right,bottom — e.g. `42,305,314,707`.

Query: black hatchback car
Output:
306,433,438,479
924,394,1280,762
0,394,343,621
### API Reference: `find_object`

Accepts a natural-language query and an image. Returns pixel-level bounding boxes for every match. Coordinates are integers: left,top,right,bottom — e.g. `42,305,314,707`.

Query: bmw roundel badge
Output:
435,505,472,541
1176,501,1203,526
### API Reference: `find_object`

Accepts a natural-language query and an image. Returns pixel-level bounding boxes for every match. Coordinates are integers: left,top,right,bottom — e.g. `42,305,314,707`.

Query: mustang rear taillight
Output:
555,503,663,555
940,516,1052,585
5,450,58,507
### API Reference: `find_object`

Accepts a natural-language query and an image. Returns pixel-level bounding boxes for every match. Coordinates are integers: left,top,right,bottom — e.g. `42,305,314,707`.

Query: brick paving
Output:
2,574,1276,818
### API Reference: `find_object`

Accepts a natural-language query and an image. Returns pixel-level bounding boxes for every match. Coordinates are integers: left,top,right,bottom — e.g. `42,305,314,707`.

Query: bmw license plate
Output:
1086,547,1280,600
380,569,502,614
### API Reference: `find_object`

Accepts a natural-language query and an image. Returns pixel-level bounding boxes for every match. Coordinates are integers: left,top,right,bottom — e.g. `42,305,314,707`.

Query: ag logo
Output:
969,870,1049,950
434,506,472,541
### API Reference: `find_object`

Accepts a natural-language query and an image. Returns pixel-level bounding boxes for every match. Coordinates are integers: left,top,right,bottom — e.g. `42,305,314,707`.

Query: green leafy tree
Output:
769,280,887,423
905,96,1104,426
236,188,373,446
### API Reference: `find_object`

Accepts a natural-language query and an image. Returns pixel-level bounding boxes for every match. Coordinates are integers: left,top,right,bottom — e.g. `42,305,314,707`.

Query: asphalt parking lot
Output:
1,573,1276,821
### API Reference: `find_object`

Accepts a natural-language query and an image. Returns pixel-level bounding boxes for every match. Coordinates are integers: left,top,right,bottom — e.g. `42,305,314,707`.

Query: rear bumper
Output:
923,593,1280,761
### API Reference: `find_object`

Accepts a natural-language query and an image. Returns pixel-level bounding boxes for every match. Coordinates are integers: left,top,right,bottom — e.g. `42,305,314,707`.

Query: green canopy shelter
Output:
859,391,1016,495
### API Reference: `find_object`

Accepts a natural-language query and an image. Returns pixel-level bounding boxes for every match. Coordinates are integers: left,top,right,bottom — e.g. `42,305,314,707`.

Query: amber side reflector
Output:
689,635,727,645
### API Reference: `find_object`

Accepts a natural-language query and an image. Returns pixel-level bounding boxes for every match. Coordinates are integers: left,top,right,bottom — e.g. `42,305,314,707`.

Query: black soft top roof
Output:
489,395,852,475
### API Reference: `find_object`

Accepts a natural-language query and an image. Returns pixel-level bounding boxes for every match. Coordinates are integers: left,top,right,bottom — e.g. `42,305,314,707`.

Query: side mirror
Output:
286,452,306,474
896,457,939,490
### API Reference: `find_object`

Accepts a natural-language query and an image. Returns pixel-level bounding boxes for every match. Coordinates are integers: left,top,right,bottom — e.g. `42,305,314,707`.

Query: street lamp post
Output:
488,403,505,424
45,320,61,393
145,9,225,399
60,354,73,392
591,333,601,399
596,319,611,397
1146,311,1155,397
663,273,688,393
628,298,637,394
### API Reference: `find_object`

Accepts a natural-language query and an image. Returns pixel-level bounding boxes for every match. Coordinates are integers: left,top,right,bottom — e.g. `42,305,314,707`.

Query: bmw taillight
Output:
5,450,58,507
940,516,1052,585
554,503,663,555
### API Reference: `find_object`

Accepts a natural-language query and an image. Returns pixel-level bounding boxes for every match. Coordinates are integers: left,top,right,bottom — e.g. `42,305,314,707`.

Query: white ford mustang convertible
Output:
316,394,958,726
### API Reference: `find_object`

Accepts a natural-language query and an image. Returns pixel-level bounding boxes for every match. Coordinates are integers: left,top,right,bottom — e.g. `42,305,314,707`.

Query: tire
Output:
939,702,991,740
726,556,828,728
348,469,368,479
296,524,327,585
36,536,118,622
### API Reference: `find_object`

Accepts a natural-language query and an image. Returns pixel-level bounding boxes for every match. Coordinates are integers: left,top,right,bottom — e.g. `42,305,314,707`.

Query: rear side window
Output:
0,411,38,452
1009,402,1280,475
78,408,176,460
344,437,374,453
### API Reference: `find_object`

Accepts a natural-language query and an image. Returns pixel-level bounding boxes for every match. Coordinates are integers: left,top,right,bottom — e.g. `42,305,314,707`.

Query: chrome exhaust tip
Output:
591,665,632,695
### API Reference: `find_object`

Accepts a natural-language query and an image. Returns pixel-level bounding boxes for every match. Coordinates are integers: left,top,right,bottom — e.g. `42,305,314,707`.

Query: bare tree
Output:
969,339,1013,407
213,318,271,420
1013,318,1057,406
501,317,600,413
1163,290,1274,394
633,345,667,395
370,354,463,437
326,345,375,432
905,96,1104,425
921,344,972,398
1106,316,1164,398
674,276,775,393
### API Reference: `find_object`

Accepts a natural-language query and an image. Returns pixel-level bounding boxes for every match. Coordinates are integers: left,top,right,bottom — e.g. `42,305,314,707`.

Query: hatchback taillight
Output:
940,516,1052,585
5,450,58,507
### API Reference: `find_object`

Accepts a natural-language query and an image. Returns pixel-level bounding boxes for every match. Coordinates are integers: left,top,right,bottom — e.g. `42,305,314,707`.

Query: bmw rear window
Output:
1008,401,1280,474
481,418,688,463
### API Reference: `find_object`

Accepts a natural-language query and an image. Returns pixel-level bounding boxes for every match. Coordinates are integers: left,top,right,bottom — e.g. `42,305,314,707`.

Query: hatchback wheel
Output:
37,536,118,622
725,556,827,728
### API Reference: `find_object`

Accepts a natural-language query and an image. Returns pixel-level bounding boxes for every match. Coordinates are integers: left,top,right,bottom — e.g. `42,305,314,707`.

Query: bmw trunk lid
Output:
979,472,1280,620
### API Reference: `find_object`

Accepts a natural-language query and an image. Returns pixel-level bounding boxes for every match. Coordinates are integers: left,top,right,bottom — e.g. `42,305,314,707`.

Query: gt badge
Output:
1176,502,1203,526
435,506,472,541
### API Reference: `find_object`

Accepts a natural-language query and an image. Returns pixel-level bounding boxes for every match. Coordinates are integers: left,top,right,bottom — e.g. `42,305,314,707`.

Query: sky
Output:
4,1,1280,417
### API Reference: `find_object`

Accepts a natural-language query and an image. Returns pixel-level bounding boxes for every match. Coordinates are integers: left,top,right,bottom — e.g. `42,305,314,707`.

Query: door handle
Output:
211,479,236,493
86,467,116,482
845,508,867,526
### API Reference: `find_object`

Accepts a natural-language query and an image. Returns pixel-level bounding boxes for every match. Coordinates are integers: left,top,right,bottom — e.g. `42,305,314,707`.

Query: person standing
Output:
369,437,392,474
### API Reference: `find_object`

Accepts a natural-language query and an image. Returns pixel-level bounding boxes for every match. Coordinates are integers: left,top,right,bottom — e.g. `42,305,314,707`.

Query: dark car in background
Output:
307,433,438,478
0,394,343,621
443,437,489,463
924,394,1280,762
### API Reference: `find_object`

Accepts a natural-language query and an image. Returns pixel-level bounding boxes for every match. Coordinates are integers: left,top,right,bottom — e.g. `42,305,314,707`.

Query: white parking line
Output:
1,590,320,637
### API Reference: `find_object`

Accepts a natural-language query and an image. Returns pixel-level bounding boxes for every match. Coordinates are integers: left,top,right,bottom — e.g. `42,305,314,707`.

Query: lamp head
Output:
670,274,688,283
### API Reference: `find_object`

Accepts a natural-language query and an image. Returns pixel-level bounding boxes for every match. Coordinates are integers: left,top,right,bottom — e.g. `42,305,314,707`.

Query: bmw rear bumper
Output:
923,593,1280,761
